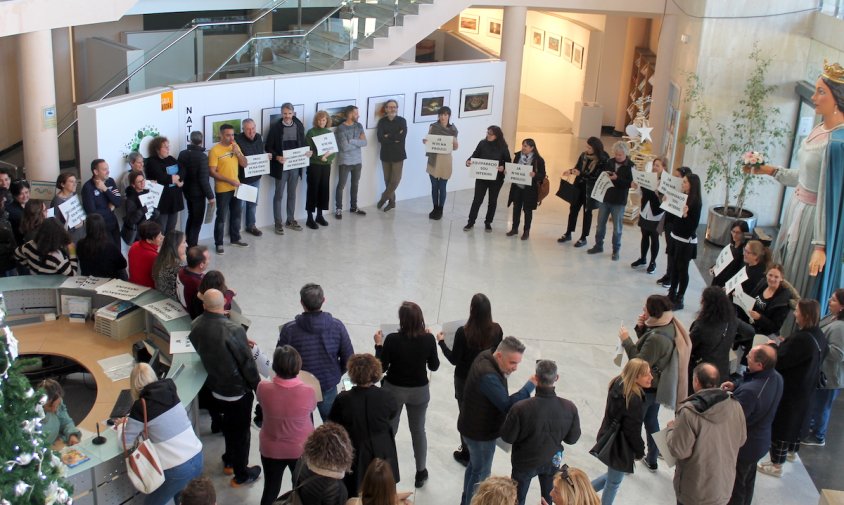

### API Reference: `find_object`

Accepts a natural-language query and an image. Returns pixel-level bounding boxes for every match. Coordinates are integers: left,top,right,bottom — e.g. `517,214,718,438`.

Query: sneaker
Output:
231,466,262,487
453,448,470,467
757,461,782,477
786,451,798,462
286,221,303,231
384,202,395,212
801,436,826,447
316,216,329,226
656,274,670,287
351,208,367,216
414,469,429,488
215,245,225,255
463,223,474,232
376,198,386,209
642,460,658,473
274,224,285,235
223,464,233,476
631,258,647,268
557,234,572,243
306,219,319,230
647,262,657,274
587,245,603,254
612,251,620,261
335,210,343,219
506,229,518,237
574,238,588,248
485,223,492,233
245,226,263,237
231,240,249,248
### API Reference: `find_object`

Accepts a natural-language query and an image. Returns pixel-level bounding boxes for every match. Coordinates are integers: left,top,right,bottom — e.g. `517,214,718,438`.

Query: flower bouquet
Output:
742,150,767,172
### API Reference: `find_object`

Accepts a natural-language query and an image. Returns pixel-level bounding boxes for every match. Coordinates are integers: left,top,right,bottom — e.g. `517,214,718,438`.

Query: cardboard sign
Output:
590,172,613,202
235,183,258,203
138,192,157,219
505,162,532,185
724,266,749,295
425,134,453,154
282,147,310,171
734,289,757,318
95,279,151,301
712,245,734,277
244,154,271,178
143,298,189,322
312,132,339,156
57,196,86,229
633,170,659,191
659,174,683,194
660,189,688,218
470,158,498,180
144,181,164,208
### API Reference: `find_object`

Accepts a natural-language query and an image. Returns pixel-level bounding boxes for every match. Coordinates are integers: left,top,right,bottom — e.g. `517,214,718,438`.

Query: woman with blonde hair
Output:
305,110,336,229
543,465,600,505
469,476,517,505
590,358,651,505
122,362,203,505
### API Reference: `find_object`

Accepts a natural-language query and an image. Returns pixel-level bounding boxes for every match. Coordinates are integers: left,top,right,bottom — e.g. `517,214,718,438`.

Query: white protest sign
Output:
712,245,734,277
144,181,164,208
734,289,757,318
633,170,659,191
659,174,683,194
425,134,453,154
244,154,270,178
282,147,310,171
505,162,532,185
470,158,498,181
95,279,151,300
61,276,110,291
312,132,338,156
58,196,86,229
660,189,688,217
652,429,677,467
235,183,258,203
46,208,55,219
143,298,189,322
724,266,749,295
169,330,194,354
138,193,157,219
590,172,613,202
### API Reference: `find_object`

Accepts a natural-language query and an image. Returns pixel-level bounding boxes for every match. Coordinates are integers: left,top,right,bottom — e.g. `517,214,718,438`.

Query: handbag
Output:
537,175,550,205
556,177,580,203
811,333,828,389
122,399,165,494
273,462,322,505
589,418,634,470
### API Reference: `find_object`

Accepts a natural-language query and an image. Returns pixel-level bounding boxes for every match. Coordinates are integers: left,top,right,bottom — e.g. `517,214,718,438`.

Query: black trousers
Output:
565,189,592,239
185,196,206,247
306,164,330,212
467,179,502,225
219,391,254,481
728,459,758,505
511,188,533,231
260,456,298,505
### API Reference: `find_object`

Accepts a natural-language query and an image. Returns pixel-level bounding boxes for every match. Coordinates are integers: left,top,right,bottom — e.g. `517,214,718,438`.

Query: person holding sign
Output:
178,131,216,248
305,111,336,229
711,221,750,287
734,265,794,353
236,119,268,237
50,172,86,243
376,99,408,213
655,166,693,288
266,103,311,234
144,136,184,234
559,136,608,247
334,105,367,219
209,124,249,255
631,156,667,274
587,142,633,261
665,173,702,310
463,126,510,232
122,172,159,245
506,139,546,240
424,106,458,220
82,159,123,247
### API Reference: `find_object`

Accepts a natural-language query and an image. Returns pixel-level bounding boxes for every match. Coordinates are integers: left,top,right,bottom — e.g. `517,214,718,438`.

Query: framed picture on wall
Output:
204,111,249,144
316,99,357,128
261,104,305,138
414,90,450,123
546,33,562,56
488,18,502,38
563,37,574,61
459,86,493,118
459,14,480,34
29,180,56,201
366,94,405,129
572,43,584,69
530,27,544,50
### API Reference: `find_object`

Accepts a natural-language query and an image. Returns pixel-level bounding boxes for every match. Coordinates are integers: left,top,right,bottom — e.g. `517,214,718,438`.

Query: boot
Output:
429,206,437,219
433,206,443,220
674,295,684,310
453,444,470,466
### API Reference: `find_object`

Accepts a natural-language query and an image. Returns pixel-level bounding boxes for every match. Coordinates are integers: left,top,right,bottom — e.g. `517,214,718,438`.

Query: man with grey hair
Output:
588,140,633,261
501,360,581,505
236,118,268,237
458,336,537,505
277,283,354,419
178,132,215,247
375,99,407,211
265,103,311,234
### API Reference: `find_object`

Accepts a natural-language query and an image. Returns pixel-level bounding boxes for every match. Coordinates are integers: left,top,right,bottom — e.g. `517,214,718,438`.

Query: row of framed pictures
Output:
530,28,584,69
202,86,495,143
458,13,501,39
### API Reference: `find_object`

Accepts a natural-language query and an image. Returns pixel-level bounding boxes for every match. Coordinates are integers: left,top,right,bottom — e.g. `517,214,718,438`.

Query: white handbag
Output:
122,398,166,494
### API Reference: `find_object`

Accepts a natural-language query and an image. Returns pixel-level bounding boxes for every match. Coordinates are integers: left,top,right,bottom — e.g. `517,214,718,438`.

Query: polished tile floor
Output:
199,130,820,505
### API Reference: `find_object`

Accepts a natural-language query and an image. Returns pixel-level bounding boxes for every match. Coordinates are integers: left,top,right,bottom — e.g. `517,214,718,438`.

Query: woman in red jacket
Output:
128,220,162,287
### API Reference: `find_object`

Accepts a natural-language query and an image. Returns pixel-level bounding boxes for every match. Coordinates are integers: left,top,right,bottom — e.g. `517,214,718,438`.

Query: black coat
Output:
235,132,266,184
711,241,746,287
178,145,214,200
571,151,608,193
733,368,783,462
376,115,408,162
689,316,737,383
144,155,184,213
743,283,792,335
265,116,307,178
594,378,645,472
507,152,547,211
468,139,511,184
600,157,634,205
772,327,828,441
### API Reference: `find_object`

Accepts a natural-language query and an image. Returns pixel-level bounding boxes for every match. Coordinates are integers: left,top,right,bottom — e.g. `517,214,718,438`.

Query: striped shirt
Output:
14,240,78,276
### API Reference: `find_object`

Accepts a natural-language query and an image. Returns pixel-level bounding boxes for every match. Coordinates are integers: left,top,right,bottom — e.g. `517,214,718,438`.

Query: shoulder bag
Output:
589,418,633,469
273,462,325,505
122,398,165,494
556,176,580,203
811,333,828,389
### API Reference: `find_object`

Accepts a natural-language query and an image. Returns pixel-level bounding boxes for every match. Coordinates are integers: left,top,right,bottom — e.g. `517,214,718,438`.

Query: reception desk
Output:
0,275,207,505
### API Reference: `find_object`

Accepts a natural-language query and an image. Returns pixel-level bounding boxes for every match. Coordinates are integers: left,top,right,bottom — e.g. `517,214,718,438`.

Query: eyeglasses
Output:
557,464,574,489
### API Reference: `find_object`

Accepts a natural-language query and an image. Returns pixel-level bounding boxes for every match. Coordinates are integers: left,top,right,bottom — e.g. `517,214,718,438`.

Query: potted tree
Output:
683,45,789,246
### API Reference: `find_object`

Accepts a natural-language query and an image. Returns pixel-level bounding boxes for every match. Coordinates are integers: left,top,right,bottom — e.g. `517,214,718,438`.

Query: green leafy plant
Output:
682,44,790,217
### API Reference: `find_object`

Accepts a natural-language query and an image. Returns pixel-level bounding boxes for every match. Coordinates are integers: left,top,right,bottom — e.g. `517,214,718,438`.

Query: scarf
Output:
646,311,692,410
582,153,598,175
426,121,457,166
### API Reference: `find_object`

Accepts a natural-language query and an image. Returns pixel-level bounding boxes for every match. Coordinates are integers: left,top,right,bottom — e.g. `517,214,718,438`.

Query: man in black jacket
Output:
375,99,407,212
235,119,267,237
588,141,634,260
178,131,215,247
501,360,581,505
265,103,311,234
189,289,261,487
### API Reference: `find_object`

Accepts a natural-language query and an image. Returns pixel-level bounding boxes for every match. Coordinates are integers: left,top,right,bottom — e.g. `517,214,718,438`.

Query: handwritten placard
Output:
712,245,734,277
138,193,157,219
235,183,258,203
425,134,453,154
57,196,86,229
282,147,310,171
169,330,194,354
505,162,532,185
94,279,151,301
244,154,271,178
633,170,659,191
143,298,189,322
660,189,688,217
312,132,339,156
61,276,110,291
659,174,683,194
724,266,749,295
734,289,757,318
590,172,613,202
144,181,164,208
470,158,498,180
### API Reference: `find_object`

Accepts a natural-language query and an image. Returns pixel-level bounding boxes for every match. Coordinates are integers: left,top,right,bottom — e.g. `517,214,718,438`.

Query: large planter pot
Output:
705,205,757,246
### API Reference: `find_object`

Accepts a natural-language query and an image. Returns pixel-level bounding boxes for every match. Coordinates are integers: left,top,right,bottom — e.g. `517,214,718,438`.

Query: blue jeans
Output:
430,175,448,207
461,437,496,505
317,384,338,422
144,451,204,505
643,390,661,465
512,461,557,505
273,171,299,224
591,466,626,505
808,388,840,441
595,202,625,252
214,190,242,246
243,179,261,229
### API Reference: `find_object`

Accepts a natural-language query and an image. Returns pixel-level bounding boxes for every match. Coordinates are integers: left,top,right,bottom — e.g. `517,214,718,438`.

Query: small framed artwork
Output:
414,90,450,123
366,94,405,130
459,86,493,118
530,28,544,50
204,111,249,144
572,43,584,69
316,99,357,128
459,14,480,34
29,180,56,201
563,37,574,61
487,18,502,38
261,104,305,138
546,33,561,56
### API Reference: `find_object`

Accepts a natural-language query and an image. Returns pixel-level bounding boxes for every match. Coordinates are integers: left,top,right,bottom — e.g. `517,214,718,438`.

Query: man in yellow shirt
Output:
209,123,249,255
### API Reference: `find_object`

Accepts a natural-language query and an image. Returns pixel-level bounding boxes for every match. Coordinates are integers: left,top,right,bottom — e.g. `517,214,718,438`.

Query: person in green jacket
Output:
305,111,337,230
40,379,81,447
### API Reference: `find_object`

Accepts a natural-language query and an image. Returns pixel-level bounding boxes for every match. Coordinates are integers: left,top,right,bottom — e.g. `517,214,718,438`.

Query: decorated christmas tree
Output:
0,295,73,505
623,95,657,171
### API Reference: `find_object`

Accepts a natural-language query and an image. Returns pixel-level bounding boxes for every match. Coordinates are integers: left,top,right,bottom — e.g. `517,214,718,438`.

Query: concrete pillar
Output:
19,29,60,182
500,6,527,149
